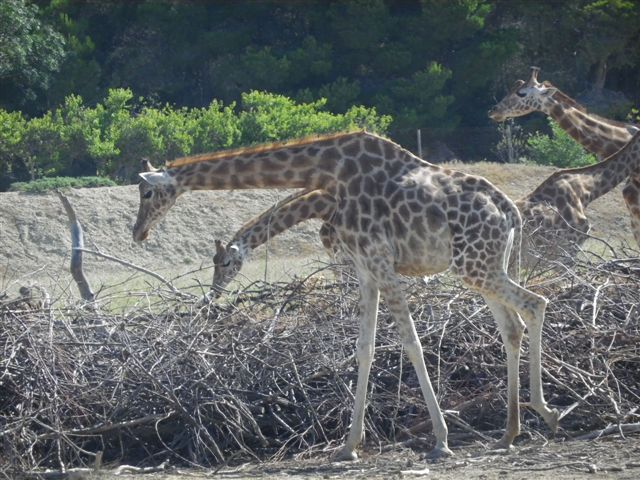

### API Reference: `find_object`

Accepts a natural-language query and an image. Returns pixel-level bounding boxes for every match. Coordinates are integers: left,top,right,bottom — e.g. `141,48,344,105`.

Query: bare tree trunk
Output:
593,58,607,93
57,191,96,303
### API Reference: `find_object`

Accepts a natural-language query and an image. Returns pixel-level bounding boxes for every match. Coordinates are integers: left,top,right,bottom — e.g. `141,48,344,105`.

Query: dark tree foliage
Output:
0,0,65,109
2,0,639,171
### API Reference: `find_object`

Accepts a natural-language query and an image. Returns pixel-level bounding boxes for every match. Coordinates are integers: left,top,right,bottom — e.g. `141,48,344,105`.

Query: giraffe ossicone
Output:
133,131,559,459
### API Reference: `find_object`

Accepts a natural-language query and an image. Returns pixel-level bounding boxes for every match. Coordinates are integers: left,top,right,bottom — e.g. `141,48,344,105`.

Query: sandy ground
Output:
0,162,632,299
3,162,638,478
53,438,640,479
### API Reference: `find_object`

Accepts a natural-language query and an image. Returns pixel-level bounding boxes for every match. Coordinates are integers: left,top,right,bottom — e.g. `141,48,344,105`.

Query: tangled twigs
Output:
1,249,639,475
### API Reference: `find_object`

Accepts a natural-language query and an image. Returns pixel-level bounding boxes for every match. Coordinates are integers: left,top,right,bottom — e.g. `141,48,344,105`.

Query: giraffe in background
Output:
133,131,559,459
515,132,640,256
489,67,640,247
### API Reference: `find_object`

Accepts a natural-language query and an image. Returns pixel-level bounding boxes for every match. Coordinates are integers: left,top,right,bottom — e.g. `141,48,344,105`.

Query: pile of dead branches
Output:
1,252,639,476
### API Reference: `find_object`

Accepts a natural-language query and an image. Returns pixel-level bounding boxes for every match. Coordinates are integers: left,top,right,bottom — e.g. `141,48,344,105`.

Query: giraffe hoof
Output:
332,447,358,462
491,436,515,452
546,408,560,435
426,445,454,460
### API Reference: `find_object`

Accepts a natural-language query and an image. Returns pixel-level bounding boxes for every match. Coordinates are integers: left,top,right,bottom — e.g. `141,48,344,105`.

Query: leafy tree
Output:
0,88,390,189
2,0,639,163
578,0,640,92
238,91,391,145
382,63,455,140
0,0,66,111
43,4,103,108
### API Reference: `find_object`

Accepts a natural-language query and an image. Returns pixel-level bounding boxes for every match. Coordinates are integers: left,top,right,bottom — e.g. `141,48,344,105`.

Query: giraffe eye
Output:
222,260,231,268
143,190,153,199
516,90,527,98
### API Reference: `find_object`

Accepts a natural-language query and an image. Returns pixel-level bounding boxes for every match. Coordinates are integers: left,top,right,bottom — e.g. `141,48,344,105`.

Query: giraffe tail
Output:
505,210,523,285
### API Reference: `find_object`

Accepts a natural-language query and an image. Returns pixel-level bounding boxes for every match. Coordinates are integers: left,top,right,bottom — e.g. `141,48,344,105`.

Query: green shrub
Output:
527,118,597,168
0,110,28,189
0,88,392,190
9,176,117,193
238,91,391,145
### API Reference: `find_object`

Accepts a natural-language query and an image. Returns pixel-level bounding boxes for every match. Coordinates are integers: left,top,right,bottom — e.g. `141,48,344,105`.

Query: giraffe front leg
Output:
333,278,380,462
380,278,452,459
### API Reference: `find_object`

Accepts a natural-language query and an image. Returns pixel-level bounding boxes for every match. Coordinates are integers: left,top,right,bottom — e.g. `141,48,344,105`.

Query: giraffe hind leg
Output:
482,296,524,449
378,273,453,458
480,275,560,440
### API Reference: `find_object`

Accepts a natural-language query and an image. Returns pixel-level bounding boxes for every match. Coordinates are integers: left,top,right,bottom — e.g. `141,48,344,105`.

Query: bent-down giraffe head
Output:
133,160,181,242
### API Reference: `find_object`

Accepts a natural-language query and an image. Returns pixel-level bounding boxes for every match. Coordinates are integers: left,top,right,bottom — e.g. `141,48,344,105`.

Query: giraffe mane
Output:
543,81,587,113
166,130,367,168
543,81,638,129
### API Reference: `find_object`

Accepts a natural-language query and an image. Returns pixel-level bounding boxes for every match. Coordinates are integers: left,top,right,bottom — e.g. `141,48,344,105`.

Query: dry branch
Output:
1,246,639,476
73,247,187,297
56,191,95,303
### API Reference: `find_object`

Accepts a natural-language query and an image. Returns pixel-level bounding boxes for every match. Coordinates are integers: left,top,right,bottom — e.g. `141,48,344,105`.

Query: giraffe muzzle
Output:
133,228,149,242
488,109,504,122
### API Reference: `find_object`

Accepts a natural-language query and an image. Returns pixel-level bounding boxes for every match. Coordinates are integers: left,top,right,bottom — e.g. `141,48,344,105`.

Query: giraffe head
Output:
133,160,181,242
211,239,243,295
488,67,558,122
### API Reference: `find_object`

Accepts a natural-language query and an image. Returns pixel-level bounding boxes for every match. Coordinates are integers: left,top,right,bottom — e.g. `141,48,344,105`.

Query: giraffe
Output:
515,131,640,255
212,126,640,300
489,66,640,247
132,131,559,459
210,189,338,298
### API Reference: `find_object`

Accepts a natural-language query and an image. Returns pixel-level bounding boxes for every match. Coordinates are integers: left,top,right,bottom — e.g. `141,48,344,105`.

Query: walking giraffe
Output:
133,131,559,459
489,67,640,247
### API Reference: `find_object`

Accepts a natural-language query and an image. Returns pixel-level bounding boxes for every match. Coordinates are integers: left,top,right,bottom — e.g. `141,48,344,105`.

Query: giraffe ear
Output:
139,171,173,186
141,159,159,172
214,239,226,255
540,85,558,97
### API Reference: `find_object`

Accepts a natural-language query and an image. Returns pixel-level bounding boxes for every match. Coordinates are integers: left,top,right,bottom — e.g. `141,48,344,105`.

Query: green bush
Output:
527,118,597,168
238,91,391,145
0,88,392,190
9,176,117,193
0,109,27,190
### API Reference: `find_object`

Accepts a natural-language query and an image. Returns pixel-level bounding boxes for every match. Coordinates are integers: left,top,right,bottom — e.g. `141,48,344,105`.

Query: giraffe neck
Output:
562,132,640,207
163,131,397,193
229,190,335,254
542,94,636,158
